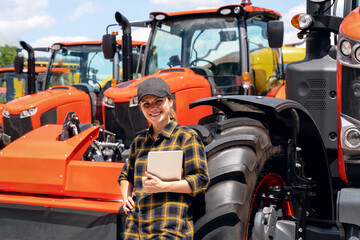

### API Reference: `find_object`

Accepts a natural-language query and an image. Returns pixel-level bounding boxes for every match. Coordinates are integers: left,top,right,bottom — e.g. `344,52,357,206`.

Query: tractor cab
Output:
143,6,284,96
44,42,114,93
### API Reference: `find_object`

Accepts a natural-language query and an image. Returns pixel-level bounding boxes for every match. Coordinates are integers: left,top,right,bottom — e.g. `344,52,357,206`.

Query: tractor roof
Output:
150,4,281,21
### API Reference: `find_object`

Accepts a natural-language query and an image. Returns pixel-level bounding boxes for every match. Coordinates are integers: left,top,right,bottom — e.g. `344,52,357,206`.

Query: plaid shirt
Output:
119,119,209,240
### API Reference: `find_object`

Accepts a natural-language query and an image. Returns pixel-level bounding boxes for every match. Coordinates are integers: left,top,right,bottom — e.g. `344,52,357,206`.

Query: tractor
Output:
1,39,145,148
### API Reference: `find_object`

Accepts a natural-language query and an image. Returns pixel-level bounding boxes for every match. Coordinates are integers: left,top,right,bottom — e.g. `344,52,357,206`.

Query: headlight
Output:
291,13,313,30
129,96,139,108
337,32,360,69
103,96,115,108
340,114,360,157
355,47,360,62
2,109,9,118
20,107,37,118
340,40,352,56
344,128,360,148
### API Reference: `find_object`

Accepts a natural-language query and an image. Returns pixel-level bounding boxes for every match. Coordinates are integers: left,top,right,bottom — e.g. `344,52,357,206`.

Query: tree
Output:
0,45,17,68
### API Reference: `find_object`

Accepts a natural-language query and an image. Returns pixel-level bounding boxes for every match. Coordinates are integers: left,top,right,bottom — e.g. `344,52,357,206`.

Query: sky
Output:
0,0,344,53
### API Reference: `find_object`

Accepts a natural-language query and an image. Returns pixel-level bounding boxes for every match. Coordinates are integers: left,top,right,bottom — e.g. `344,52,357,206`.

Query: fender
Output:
190,95,335,219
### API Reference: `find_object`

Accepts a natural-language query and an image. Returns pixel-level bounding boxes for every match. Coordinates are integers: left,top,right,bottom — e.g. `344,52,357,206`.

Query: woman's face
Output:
139,95,173,126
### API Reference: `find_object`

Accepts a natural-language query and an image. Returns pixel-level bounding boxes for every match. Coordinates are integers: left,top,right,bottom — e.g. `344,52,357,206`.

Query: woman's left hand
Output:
142,171,164,193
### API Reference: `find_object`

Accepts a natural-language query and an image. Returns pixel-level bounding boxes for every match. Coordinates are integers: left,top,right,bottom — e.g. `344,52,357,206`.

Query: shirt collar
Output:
148,119,177,139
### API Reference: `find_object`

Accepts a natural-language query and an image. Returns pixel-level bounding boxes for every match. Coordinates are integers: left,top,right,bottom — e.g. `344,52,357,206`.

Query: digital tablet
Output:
147,150,183,181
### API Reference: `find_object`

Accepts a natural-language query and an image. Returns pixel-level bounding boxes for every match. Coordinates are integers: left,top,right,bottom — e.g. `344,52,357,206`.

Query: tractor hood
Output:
4,86,89,115
104,68,213,103
339,7,360,40
2,86,93,131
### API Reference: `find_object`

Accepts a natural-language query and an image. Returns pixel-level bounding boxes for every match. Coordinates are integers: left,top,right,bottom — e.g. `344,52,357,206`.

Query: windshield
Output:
145,16,284,96
0,72,27,103
47,45,113,89
145,17,241,94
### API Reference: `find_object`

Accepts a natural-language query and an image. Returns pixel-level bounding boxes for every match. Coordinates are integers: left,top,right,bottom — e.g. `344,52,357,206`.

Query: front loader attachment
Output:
0,121,125,239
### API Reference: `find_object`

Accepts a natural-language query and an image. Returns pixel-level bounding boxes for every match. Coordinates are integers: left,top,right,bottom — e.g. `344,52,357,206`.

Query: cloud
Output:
69,1,98,21
131,28,151,42
30,35,92,48
0,34,19,47
284,30,305,46
0,0,56,38
150,0,224,9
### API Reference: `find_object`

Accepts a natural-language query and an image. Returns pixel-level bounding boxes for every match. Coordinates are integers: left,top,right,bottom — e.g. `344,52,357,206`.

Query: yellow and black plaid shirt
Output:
119,119,209,240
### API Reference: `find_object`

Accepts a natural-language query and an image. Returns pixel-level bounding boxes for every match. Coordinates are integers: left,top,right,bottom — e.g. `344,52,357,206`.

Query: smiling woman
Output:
119,77,210,239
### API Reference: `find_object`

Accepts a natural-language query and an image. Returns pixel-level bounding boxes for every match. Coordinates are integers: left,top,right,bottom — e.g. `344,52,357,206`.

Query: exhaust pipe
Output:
20,41,36,95
115,12,133,82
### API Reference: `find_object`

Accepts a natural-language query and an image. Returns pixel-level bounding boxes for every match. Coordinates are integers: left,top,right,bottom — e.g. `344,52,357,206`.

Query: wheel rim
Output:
246,173,294,238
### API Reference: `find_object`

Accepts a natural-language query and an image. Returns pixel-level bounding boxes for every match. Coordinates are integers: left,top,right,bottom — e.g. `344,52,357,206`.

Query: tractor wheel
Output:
193,117,288,240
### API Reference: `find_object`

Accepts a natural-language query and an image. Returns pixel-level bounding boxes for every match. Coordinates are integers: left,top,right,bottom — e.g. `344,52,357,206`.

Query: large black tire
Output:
193,117,285,240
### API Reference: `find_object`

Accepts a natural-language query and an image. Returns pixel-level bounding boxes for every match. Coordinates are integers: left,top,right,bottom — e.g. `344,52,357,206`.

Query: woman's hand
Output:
142,171,192,194
123,193,135,213
142,172,164,193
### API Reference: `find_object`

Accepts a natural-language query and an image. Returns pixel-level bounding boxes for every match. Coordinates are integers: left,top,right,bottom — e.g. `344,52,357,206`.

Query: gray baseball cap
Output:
137,77,171,101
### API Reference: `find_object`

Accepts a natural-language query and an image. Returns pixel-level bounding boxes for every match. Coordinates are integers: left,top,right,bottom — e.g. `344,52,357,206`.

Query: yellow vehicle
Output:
250,45,305,97
282,45,306,65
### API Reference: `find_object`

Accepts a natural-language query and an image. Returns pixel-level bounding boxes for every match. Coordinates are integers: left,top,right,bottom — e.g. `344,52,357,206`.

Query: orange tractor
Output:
101,0,360,239
1,39,145,150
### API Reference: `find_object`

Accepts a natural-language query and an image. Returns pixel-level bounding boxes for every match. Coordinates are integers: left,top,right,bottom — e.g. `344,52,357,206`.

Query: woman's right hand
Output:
123,195,135,213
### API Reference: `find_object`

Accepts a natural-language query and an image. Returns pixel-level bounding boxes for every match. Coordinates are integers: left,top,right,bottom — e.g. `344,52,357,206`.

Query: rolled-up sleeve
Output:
183,131,209,197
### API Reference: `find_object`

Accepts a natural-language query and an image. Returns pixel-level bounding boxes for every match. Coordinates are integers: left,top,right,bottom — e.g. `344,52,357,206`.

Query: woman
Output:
119,77,209,239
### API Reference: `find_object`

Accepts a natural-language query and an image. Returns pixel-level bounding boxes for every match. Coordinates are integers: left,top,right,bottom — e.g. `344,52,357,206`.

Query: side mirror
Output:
168,55,182,67
13,56,24,75
268,20,284,48
102,34,117,59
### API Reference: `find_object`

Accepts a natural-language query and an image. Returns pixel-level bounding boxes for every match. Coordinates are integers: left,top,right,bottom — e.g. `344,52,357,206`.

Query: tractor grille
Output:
104,102,148,148
3,115,33,142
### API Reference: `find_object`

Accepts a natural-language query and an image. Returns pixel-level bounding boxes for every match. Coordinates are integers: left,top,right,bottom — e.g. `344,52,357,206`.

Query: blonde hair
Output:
168,96,177,120
169,107,176,120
